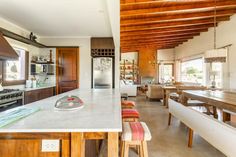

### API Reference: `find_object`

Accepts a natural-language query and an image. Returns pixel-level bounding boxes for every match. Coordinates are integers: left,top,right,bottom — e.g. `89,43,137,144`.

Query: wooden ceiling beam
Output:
121,40,189,47
121,16,229,32
121,0,236,15
121,38,190,43
120,24,213,35
121,29,207,38
121,35,195,43
120,32,200,40
121,41,185,47
121,9,236,26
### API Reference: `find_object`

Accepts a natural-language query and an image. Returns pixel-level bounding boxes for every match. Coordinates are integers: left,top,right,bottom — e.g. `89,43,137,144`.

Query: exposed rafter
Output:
120,0,236,52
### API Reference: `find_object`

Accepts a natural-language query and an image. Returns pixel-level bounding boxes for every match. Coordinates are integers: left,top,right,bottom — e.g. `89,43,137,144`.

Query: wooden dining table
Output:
162,86,177,108
182,90,236,122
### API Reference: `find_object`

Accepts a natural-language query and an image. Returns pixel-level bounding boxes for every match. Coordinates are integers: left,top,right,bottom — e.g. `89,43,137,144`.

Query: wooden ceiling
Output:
120,0,236,52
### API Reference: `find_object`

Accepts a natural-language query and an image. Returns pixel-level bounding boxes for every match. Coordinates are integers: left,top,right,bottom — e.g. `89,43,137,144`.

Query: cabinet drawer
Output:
24,87,55,104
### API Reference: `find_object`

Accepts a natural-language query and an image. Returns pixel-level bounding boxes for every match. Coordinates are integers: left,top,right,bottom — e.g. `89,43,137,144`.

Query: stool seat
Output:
122,122,152,141
122,109,140,119
121,100,136,108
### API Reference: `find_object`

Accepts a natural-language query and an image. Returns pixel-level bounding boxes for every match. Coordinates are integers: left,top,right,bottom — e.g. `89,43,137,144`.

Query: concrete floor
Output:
128,96,226,157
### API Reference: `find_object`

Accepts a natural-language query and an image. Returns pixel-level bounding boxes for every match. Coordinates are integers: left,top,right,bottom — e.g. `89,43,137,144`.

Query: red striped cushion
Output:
129,122,144,141
122,109,140,118
121,101,136,107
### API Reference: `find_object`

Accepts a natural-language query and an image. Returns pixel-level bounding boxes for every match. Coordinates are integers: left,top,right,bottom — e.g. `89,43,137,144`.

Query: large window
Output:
159,63,174,83
210,62,223,88
2,48,28,85
181,58,204,84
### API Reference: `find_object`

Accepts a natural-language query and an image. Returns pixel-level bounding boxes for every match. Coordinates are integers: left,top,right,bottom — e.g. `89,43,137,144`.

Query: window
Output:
210,62,223,88
2,48,28,85
181,58,204,84
159,64,174,83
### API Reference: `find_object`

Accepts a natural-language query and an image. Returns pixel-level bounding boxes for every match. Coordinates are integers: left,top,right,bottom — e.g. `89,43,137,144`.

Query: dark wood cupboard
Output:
24,87,54,104
56,48,79,94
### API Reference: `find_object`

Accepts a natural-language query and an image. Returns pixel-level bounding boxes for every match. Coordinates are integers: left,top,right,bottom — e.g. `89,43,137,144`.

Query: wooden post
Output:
181,93,188,106
223,112,231,122
108,132,119,157
163,89,166,106
168,113,172,126
188,128,193,148
61,139,70,157
71,133,85,157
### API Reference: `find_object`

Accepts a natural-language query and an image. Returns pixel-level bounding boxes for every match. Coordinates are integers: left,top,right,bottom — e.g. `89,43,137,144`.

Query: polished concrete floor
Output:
128,96,226,157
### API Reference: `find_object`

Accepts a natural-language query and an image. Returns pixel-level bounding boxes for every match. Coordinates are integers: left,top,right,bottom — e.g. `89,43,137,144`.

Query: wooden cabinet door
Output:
24,87,54,104
38,88,54,100
24,90,39,104
56,48,79,94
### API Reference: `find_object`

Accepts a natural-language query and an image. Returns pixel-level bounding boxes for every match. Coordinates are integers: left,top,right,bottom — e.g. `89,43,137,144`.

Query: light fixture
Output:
204,0,227,63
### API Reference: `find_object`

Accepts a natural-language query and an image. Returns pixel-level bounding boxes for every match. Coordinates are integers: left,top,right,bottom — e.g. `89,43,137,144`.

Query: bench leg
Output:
168,113,172,126
188,128,193,148
141,141,148,157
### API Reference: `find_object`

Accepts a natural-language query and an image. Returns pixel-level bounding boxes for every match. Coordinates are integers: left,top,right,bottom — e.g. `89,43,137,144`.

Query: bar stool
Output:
122,109,140,122
121,100,136,109
121,122,152,157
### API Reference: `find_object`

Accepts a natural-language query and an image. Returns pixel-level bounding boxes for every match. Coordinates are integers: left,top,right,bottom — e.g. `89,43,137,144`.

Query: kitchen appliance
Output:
93,57,113,89
55,95,84,111
31,64,54,75
0,32,18,60
0,89,24,112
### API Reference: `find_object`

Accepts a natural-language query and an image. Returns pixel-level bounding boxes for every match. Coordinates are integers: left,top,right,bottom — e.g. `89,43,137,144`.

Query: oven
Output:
0,89,24,112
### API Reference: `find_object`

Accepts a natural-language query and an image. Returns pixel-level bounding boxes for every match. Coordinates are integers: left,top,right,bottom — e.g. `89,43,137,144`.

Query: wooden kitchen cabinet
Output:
24,87,55,104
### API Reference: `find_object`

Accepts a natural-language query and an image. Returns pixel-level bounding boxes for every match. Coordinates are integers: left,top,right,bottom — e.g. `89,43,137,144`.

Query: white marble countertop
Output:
0,89,122,133
24,85,56,92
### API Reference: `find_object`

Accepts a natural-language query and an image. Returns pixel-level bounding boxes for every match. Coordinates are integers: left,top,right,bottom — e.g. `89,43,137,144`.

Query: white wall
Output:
157,48,175,63
40,37,92,89
121,52,138,61
105,0,120,89
175,14,236,89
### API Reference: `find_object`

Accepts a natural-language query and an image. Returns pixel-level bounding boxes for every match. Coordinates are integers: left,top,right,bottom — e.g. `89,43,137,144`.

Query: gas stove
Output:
0,89,24,111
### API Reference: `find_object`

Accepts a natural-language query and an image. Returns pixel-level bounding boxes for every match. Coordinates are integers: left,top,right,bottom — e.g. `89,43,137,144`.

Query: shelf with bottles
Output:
120,59,139,83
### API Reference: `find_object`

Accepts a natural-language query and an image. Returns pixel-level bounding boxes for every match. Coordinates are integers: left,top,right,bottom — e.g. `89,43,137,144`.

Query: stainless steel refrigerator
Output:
93,57,113,89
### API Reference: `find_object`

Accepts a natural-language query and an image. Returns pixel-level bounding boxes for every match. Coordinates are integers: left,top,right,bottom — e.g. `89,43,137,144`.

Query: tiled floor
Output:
127,95,226,157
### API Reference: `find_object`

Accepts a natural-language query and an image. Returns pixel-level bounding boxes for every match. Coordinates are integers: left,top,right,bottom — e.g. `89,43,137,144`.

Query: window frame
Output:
180,57,205,85
2,48,29,86
158,63,174,84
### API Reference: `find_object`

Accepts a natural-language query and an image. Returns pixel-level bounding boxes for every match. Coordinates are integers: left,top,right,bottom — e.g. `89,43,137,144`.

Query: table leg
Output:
166,91,170,108
188,128,193,148
71,133,85,157
181,95,188,106
62,139,70,157
163,90,166,106
108,132,119,157
223,112,231,122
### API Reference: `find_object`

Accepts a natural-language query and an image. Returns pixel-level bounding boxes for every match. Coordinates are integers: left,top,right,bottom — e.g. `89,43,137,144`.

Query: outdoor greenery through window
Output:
181,58,204,84
159,64,173,83
210,62,223,88
4,48,27,83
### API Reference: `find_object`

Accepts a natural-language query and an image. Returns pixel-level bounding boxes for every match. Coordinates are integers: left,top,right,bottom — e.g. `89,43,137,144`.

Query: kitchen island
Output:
0,89,122,157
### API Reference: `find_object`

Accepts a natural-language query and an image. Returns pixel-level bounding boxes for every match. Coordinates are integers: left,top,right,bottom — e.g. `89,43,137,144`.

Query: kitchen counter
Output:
0,89,122,133
24,85,55,92
0,89,121,157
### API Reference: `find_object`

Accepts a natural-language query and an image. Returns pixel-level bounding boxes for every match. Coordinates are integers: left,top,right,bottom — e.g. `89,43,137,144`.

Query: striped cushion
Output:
122,122,152,141
122,109,140,119
121,100,136,107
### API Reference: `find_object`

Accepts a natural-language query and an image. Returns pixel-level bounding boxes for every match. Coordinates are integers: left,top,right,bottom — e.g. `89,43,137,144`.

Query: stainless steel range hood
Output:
0,32,18,60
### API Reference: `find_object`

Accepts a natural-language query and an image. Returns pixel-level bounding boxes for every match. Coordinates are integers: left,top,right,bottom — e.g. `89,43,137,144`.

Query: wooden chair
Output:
121,122,152,157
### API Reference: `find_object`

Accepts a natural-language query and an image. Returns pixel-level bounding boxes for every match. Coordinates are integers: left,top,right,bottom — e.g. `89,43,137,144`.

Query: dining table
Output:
162,86,177,108
182,90,236,122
